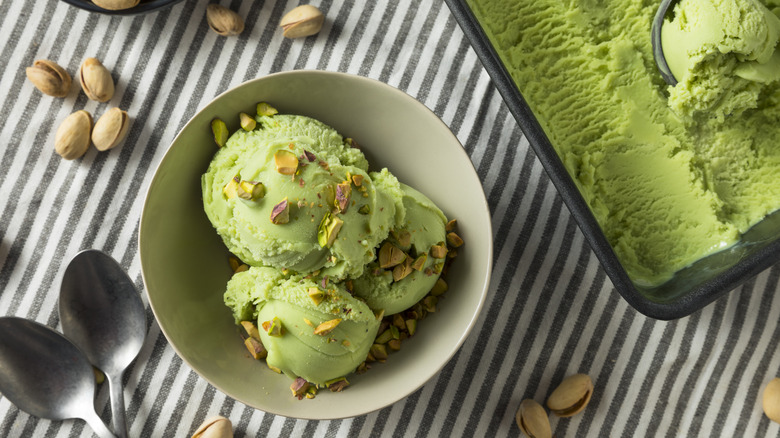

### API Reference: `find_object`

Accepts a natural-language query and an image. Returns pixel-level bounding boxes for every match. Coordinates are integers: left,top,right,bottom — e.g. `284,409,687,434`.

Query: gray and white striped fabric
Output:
1,0,779,436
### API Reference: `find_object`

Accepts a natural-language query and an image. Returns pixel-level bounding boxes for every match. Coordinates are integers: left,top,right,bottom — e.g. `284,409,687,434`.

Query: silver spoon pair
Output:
0,250,146,438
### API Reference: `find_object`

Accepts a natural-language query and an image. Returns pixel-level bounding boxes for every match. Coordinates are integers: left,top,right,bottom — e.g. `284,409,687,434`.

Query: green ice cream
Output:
467,0,780,286
662,0,780,120
224,267,380,385
352,183,447,315
203,114,405,280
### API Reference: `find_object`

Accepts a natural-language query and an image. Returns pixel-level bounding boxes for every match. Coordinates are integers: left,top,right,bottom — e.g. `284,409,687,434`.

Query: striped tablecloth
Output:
2,0,780,436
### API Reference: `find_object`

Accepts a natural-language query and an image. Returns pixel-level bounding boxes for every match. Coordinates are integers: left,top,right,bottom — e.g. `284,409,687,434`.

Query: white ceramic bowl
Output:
139,71,492,419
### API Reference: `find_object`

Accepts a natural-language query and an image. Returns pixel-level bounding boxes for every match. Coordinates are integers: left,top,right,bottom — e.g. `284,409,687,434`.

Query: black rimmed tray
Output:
444,0,780,320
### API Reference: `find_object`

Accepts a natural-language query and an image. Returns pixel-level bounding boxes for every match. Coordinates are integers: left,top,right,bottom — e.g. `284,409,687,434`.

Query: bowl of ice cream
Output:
60,0,184,15
445,0,780,319
139,70,492,419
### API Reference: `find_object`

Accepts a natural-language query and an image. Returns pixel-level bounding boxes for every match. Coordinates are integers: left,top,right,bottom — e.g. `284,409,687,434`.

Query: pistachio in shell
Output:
546,373,593,417
763,377,780,423
91,0,139,10
206,4,244,37
55,110,93,160
516,399,551,438
91,107,129,151
191,415,232,438
79,58,114,102
26,59,71,97
280,5,324,39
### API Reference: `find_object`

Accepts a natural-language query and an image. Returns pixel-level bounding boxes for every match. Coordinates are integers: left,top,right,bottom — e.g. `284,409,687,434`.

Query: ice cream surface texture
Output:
467,0,780,286
202,114,405,280
662,0,780,119
224,267,380,386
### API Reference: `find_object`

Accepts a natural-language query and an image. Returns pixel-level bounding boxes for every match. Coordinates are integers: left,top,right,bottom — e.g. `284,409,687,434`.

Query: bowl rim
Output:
444,0,780,320
59,0,184,15
138,70,493,418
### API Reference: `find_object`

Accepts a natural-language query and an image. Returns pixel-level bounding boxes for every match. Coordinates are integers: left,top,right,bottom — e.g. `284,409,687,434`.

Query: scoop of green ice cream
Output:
352,183,447,315
225,267,380,386
663,0,780,120
203,114,405,280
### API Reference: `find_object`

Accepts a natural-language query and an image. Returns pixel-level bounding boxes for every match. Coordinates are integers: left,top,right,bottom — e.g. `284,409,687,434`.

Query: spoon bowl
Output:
59,249,146,438
0,317,116,438
651,0,680,86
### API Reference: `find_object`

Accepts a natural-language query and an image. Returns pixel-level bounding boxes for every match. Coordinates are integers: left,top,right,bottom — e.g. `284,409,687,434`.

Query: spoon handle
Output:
108,375,129,438
84,410,118,438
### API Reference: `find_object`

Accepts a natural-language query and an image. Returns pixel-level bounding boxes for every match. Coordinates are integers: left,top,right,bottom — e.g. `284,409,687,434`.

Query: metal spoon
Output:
651,0,680,86
59,249,147,438
0,317,116,438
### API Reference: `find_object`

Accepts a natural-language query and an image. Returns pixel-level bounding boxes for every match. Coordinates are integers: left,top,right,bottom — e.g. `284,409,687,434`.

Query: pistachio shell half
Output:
547,373,593,417
191,415,232,438
206,4,244,36
91,0,139,10
763,377,780,423
280,5,324,38
92,107,129,151
26,59,71,97
516,399,551,438
79,58,114,102
55,110,93,160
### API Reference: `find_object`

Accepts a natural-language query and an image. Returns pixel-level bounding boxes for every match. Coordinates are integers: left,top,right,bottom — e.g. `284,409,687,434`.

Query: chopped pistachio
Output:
431,278,448,296
274,149,299,175
263,316,284,337
356,362,369,374
430,243,448,259
445,219,457,232
447,248,458,259
290,377,311,399
223,175,240,199
393,230,412,248
239,112,256,131
406,319,417,336
358,204,370,215
370,343,388,361
325,377,349,392
211,118,228,147
433,262,444,274
317,212,343,247
374,309,385,321
375,328,393,344
388,339,401,351
342,339,351,347
378,242,406,268
389,325,400,340
240,320,261,340
270,197,290,224
392,314,406,331
411,253,427,271
308,287,325,305
304,318,315,327
237,180,264,200
351,174,364,187
422,296,438,313
345,137,360,149
268,364,282,373
303,150,316,162
244,337,267,360
228,255,241,272
335,182,352,212
314,318,342,335
256,102,278,116
235,264,248,273
446,232,464,248
305,386,318,399
392,257,414,281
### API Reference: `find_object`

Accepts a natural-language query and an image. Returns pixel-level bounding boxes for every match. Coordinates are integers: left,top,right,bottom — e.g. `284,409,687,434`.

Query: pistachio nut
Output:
191,415,233,438
763,377,780,423
92,0,139,10
26,59,71,97
212,118,228,147
91,107,129,151
79,58,114,102
280,5,324,38
515,399,551,438
55,110,93,160
547,373,593,417
206,4,244,37
239,112,256,131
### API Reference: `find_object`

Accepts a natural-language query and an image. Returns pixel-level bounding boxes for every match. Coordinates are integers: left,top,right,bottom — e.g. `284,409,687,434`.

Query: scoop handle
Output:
83,410,117,438
108,374,129,438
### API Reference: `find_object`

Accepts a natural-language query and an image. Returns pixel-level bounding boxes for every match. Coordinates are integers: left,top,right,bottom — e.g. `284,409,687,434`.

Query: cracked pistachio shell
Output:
516,399,551,438
206,4,244,36
26,59,71,97
91,0,139,10
191,415,233,438
763,377,780,423
280,5,324,38
79,58,114,102
55,110,93,160
92,107,129,151
547,374,593,417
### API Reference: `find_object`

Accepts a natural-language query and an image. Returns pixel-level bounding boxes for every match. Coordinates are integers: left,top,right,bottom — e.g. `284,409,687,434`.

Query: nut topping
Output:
274,149,299,175
212,118,228,147
313,318,341,336
270,198,290,224
256,102,278,116
317,212,343,247
239,112,256,131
